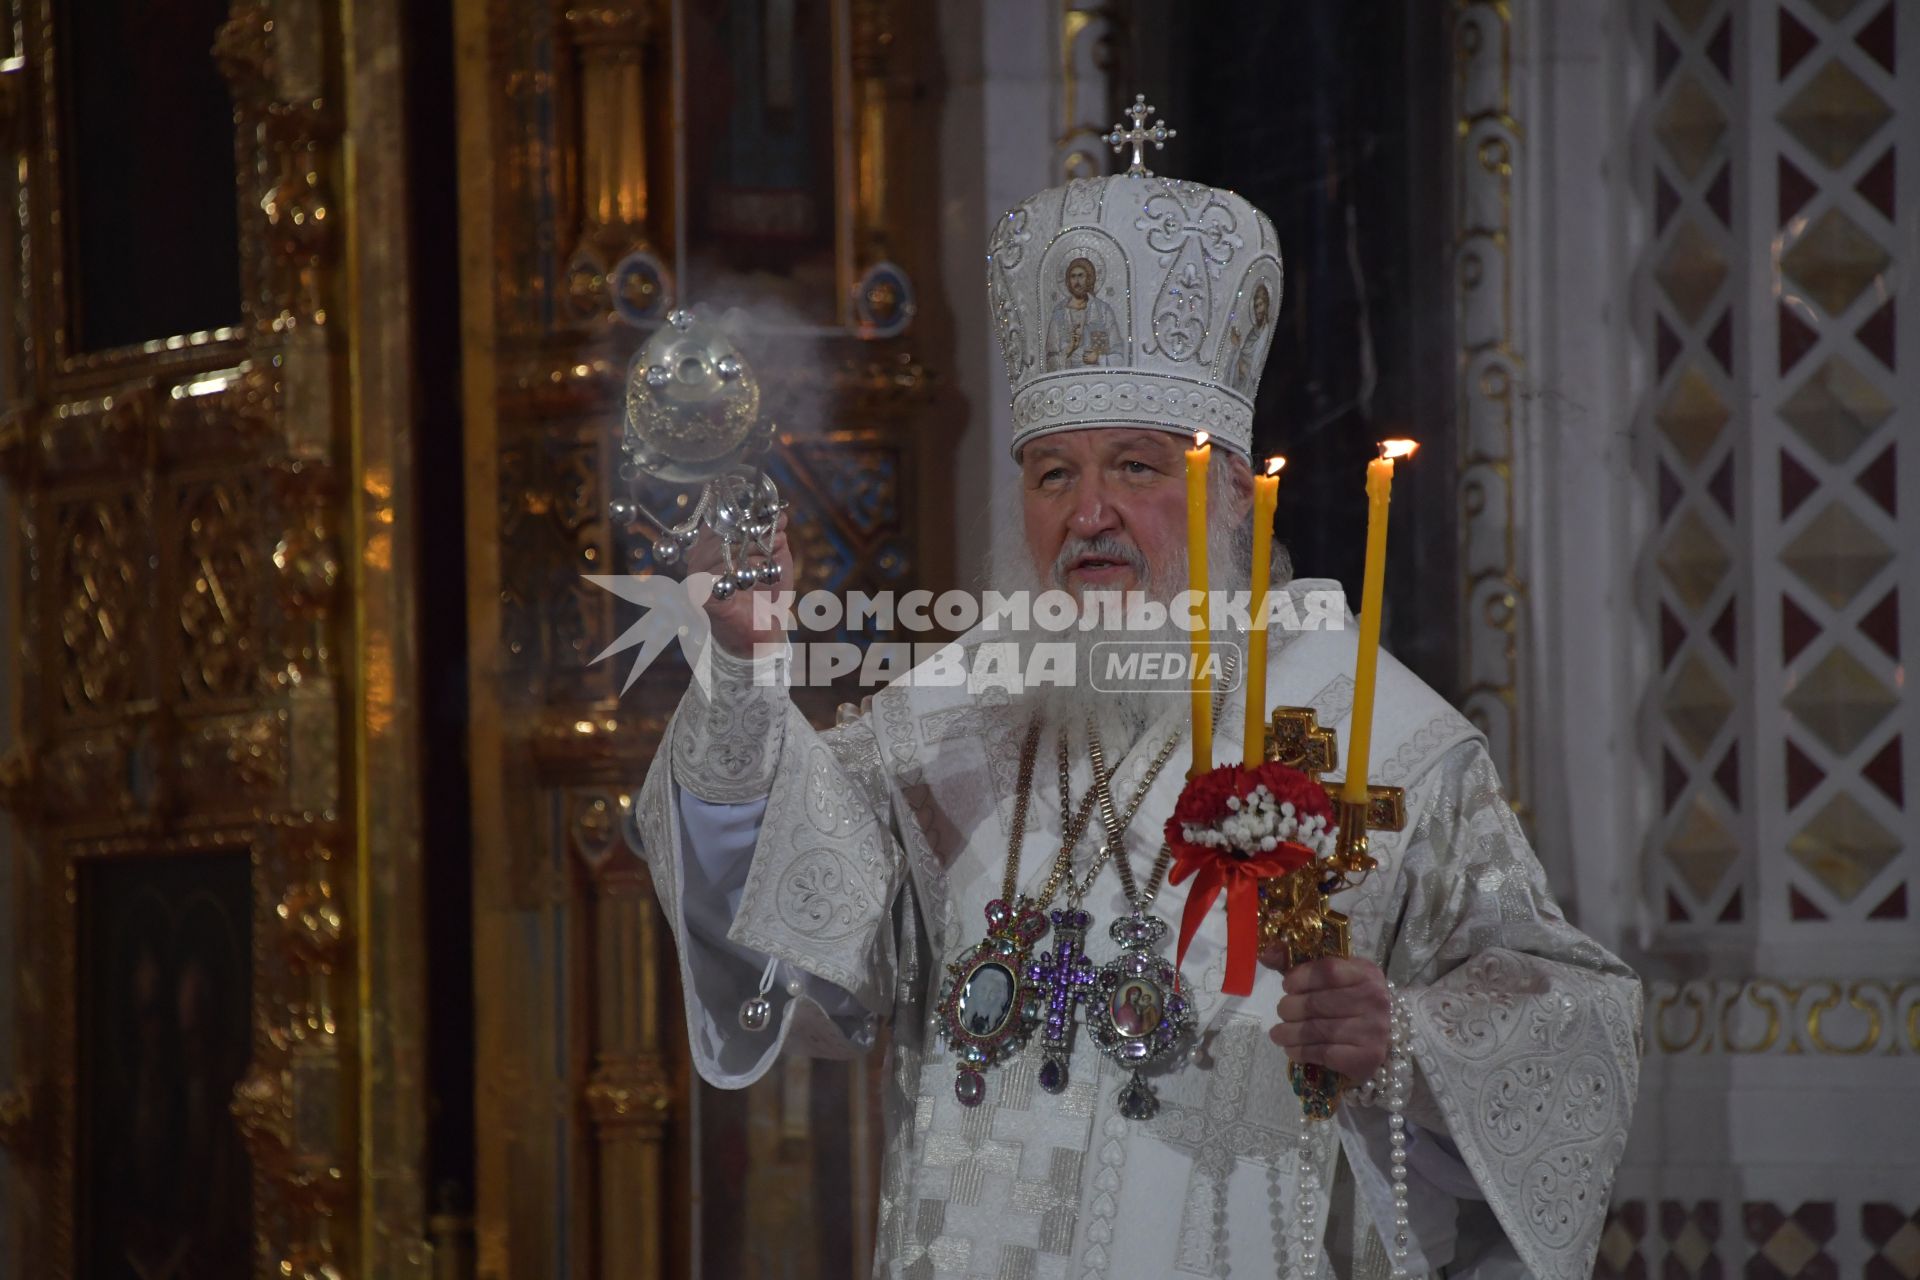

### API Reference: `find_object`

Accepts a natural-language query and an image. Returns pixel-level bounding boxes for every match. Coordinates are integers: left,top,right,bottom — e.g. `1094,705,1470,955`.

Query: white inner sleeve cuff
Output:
676,788,874,1038
1335,1106,1470,1272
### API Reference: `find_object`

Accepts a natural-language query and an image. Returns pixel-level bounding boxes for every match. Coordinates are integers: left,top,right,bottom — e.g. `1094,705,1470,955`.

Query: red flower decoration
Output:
1164,762,1334,997
1165,761,1335,861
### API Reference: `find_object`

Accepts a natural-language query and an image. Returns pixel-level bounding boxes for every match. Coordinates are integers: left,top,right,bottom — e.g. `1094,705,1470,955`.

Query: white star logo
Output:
583,571,717,697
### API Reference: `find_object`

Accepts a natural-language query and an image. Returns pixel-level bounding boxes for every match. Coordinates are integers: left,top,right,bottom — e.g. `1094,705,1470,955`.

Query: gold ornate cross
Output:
1105,94,1177,177
1256,705,1406,1118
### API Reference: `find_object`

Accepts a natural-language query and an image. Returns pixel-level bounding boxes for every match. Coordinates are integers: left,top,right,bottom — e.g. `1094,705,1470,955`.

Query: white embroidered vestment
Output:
635,581,1643,1279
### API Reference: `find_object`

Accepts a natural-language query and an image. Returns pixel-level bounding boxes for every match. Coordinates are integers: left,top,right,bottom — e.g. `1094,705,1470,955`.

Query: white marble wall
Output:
938,0,1073,584
1499,0,1648,961
1503,0,1920,1270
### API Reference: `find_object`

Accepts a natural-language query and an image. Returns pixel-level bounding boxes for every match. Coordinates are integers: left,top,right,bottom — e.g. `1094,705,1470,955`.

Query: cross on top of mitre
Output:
1106,93,1177,176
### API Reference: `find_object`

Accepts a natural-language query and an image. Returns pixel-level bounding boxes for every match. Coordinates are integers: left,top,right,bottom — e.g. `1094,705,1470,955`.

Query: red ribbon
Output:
1168,845,1308,997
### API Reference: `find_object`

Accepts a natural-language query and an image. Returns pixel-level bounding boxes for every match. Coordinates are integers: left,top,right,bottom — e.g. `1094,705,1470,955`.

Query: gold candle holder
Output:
1254,708,1405,1120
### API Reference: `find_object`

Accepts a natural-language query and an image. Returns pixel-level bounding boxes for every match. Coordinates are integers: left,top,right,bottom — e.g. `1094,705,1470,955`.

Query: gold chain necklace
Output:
1052,651,1238,908
1051,724,1180,905
998,722,1112,907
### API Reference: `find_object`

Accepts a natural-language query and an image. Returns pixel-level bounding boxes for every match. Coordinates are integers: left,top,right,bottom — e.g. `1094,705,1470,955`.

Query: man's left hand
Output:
1269,956,1392,1081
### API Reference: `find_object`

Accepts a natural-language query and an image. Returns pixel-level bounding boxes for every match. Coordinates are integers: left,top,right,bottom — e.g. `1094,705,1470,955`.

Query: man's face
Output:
1253,286,1270,326
1066,264,1092,299
1019,428,1191,597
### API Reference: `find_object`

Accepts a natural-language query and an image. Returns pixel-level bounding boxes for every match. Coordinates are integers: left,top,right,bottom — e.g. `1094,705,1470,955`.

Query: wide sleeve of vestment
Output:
1338,739,1643,1278
633,640,911,1089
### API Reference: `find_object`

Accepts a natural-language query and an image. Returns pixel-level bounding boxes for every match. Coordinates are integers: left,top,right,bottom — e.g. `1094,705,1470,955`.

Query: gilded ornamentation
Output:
256,103,339,332
1647,979,1920,1055
583,1058,675,1134
3,0,406,1273
232,1064,294,1160
176,712,284,810
216,3,340,335
849,0,896,279
271,461,341,684
0,1083,33,1152
179,480,263,700
563,3,655,47
0,744,38,819
278,876,347,971
1055,2,1114,180
1454,0,1532,823
41,726,138,819
211,4,275,102
0,54,23,144
570,790,619,867
462,0,944,1273
56,495,145,714
562,0,657,324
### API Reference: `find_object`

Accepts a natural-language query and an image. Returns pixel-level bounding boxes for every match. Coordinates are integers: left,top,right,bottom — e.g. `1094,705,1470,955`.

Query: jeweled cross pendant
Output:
1105,94,1176,177
1027,907,1097,1093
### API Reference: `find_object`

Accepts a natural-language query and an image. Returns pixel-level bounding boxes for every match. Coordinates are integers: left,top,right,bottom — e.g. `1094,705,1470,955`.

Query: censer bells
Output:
610,308,787,598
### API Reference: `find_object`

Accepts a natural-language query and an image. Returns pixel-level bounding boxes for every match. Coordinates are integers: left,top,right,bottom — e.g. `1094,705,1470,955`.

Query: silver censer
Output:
609,309,788,599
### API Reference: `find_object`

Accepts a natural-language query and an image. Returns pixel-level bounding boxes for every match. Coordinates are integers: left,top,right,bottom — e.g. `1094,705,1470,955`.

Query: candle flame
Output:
1378,439,1420,461
1194,431,1210,448
1266,456,1286,476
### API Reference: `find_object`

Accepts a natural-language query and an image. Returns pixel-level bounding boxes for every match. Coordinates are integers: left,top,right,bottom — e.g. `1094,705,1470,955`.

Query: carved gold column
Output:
212,8,359,1277
563,1,665,323
576,791,673,1280
216,0,433,1272
340,0,433,1271
850,0,892,261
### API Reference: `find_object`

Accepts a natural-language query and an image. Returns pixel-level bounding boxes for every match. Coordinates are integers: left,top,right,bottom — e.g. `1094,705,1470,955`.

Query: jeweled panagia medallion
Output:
937,897,1049,1107
1087,912,1194,1119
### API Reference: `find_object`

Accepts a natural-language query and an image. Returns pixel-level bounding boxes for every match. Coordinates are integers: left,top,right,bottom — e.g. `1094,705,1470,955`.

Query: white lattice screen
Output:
1478,0,1919,1272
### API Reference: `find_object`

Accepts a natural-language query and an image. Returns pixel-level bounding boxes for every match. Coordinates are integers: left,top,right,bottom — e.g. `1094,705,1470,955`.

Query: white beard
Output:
982,474,1286,759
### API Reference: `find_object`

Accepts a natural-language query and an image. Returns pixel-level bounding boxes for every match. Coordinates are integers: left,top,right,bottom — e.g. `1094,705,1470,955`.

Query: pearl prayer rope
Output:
1291,982,1414,1280
1293,1136,1319,1279
1385,984,1414,1277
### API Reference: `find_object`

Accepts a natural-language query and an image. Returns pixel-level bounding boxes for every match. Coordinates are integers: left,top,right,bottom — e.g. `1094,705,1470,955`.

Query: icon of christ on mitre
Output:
631,99,1641,1280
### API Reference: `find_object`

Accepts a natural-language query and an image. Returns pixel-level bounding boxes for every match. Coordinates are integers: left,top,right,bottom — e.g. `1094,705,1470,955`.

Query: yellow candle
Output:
1343,440,1418,805
1241,456,1284,766
1185,432,1212,777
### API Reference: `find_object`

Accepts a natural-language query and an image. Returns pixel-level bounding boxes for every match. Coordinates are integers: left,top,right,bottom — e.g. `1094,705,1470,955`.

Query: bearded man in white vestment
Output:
632,165,1643,1279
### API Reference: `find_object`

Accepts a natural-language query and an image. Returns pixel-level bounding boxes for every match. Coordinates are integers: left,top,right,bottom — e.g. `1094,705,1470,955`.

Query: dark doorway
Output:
1114,1,1459,697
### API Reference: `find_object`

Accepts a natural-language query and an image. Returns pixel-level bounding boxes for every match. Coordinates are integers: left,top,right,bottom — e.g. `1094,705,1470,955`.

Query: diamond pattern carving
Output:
1863,1204,1920,1280
1663,0,1716,35
1657,366,1731,466
1777,58,1893,170
1780,355,1894,462
1666,654,1735,758
1746,1203,1837,1280
1596,1202,1646,1279
1656,75,1729,179
1783,646,1898,754
1656,219,1730,324
1781,207,1892,317
1659,508,1732,610
1788,791,1900,901
1780,500,1893,607
1661,1201,1721,1274
1667,793,1741,899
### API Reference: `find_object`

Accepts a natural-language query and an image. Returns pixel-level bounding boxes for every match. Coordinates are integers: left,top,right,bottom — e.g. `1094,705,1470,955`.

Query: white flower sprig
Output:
1179,786,1337,860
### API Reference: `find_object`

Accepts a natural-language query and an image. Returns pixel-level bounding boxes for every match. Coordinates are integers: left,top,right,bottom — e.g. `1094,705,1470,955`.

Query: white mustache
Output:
1051,534,1148,587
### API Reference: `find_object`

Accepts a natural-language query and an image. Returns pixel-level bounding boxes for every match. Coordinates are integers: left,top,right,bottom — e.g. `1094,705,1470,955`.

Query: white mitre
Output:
989,96,1282,460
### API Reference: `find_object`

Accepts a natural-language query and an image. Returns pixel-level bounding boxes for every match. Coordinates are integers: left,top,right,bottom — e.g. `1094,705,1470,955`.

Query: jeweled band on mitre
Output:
1011,369,1256,455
